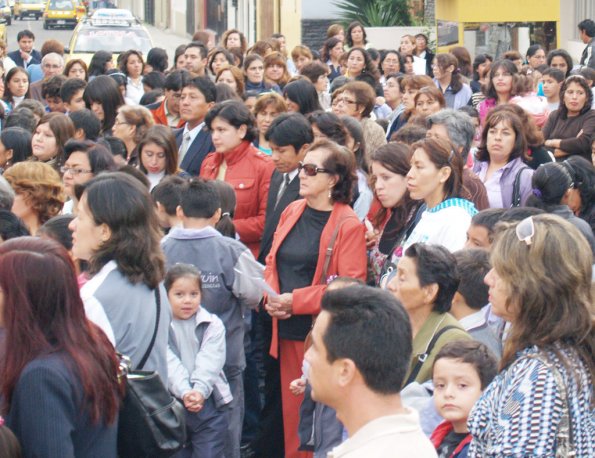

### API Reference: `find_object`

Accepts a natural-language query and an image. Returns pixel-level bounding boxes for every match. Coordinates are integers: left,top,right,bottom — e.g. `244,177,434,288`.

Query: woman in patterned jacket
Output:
468,214,594,456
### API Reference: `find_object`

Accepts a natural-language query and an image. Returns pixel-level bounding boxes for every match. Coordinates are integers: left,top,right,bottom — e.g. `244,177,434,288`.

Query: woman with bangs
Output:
264,51,291,90
385,74,434,139
478,59,519,126
473,108,534,208
216,65,245,97
412,85,446,121
208,47,235,78
138,125,190,190
543,75,595,161
469,214,594,456
4,161,64,235
432,53,472,109
253,92,287,155
0,237,122,457
83,75,125,136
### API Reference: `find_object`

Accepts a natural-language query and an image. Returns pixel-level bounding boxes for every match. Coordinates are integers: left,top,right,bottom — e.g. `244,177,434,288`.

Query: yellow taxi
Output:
65,8,153,65
43,0,85,29
0,0,12,25
13,0,45,20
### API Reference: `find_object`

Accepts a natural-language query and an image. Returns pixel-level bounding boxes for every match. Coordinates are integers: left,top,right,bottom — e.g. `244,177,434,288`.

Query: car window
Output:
73,27,152,54
22,0,42,4
49,0,73,9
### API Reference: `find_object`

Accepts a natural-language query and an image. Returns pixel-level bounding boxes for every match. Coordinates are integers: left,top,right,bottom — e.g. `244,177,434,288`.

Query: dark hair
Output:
3,67,30,105
404,243,460,313
476,109,527,163
307,139,356,204
83,75,124,134
140,89,164,106
77,172,165,288
483,59,518,100
433,340,498,389
42,74,67,100
546,49,573,77
16,99,44,118
345,47,380,82
38,214,75,251
499,206,545,223
118,50,144,76
340,115,368,172
0,209,30,240
138,125,179,176
578,19,595,38
88,51,113,78
69,108,101,141
63,58,88,81
215,82,240,102
410,137,465,200
470,208,506,243
321,285,411,394
142,71,166,91
64,141,116,175
380,50,404,75
345,21,367,48
164,69,191,92
173,44,187,69
99,136,127,161
526,162,573,210
578,66,595,84
392,123,427,144
60,77,87,104
180,178,220,218
4,109,37,133
265,112,314,151
558,75,593,118
146,47,168,73
435,53,464,93
211,179,236,238
0,237,121,424
185,42,208,61
526,44,544,60
151,175,187,216
450,46,473,78
205,100,257,142
541,67,565,84
563,156,595,217
16,30,34,41
472,53,493,82
106,69,126,90
283,79,322,115
300,61,330,85
307,111,347,145
453,249,490,310
0,127,32,164
339,80,376,118
164,263,202,293
183,75,217,103
207,47,234,75
320,37,343,63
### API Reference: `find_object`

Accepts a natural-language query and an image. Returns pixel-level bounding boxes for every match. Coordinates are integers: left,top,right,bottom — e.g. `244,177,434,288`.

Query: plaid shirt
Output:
468,344,594,457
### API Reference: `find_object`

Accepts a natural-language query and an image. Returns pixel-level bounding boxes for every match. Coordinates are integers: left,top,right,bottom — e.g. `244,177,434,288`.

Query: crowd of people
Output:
0,15,593,458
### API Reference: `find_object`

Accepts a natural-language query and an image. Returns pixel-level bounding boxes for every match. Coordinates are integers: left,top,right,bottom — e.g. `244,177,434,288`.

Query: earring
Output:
328,188,332,198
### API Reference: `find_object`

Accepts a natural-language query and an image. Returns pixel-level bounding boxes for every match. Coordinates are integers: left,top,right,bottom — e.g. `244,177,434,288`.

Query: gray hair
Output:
42,52,65,67
0,175,15,210
426,109,475,159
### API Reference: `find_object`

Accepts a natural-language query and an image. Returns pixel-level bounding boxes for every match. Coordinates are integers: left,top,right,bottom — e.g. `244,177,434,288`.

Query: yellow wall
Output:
435,0,560,52
256,0,302,49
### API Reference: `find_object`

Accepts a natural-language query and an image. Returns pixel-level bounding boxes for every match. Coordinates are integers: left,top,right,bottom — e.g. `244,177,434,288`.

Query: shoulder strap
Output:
511,166,531,207
319,216,348,285
404,325,459,386
136,288,161,371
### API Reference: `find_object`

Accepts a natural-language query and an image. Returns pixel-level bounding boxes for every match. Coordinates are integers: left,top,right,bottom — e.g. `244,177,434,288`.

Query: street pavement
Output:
5,13,189,66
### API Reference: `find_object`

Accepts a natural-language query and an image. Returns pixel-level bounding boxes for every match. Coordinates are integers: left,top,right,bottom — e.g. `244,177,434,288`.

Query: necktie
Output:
275,174,291,208
178,133,191,165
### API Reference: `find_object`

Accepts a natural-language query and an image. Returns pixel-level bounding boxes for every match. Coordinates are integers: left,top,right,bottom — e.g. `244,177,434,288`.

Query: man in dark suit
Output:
8,30,41,69
247,113,313,458
174,76,216,176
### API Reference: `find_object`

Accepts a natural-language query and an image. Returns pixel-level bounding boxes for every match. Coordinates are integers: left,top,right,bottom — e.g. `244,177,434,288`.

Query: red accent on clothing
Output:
430,420,472,457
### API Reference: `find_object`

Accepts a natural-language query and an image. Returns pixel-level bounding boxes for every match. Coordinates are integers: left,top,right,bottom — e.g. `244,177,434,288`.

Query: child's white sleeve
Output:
167,347,192,399
190,316,227,399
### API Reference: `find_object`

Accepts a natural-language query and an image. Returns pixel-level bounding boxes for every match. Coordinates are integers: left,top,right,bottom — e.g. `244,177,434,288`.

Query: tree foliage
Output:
333,0,413,27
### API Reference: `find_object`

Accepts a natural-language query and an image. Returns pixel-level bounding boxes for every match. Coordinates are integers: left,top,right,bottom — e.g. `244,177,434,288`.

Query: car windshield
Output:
73,27,152,54
21,0,41,4
49,0,73,10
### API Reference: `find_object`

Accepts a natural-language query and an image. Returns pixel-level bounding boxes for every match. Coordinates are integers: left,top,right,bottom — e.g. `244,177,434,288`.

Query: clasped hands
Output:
182,390,205,413
265,293,293,320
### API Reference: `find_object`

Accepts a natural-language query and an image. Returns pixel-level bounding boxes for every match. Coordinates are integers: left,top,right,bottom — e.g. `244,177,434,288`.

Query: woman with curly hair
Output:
221,29,248,56
112,104,155,165
216,65,245,96
4,161,64,235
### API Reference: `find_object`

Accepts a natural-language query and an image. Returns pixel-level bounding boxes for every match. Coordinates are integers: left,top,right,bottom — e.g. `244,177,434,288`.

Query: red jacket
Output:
430,421,472,457
150,100,185,128
200,140,274,257
265,200,367,358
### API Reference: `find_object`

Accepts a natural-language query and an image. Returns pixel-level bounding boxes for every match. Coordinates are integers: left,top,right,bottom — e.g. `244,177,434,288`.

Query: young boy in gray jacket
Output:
166,263,232,457
162,179,264,458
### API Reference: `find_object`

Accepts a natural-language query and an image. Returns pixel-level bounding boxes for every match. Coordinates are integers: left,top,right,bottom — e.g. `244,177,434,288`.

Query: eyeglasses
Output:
43,63,62,69
61,166,92,176
332,97,357,107
114,119,128,126
515,216,535,246
298,161,331,177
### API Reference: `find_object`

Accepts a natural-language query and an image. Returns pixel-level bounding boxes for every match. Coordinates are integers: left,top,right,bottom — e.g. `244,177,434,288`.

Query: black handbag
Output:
117,289,187,458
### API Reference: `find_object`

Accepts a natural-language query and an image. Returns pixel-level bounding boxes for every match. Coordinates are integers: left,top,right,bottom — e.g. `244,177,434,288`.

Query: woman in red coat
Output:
200,100,275,257
265,139,367,458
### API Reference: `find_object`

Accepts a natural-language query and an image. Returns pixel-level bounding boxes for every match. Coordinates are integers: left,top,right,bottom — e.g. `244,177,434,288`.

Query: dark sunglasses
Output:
298,162,331,177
